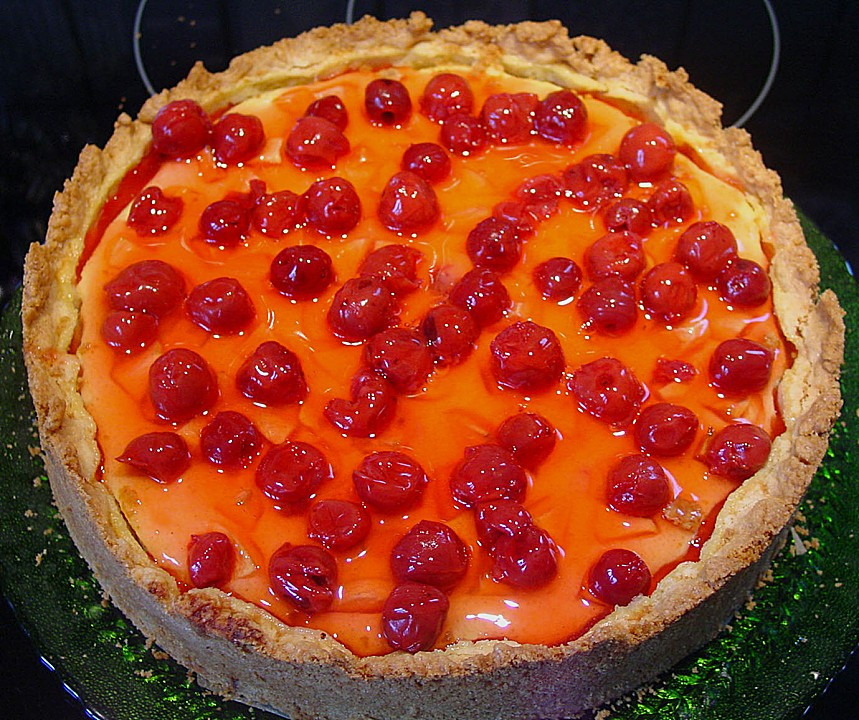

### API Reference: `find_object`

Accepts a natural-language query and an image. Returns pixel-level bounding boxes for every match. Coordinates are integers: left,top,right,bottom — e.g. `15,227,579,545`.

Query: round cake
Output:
21,13,844,719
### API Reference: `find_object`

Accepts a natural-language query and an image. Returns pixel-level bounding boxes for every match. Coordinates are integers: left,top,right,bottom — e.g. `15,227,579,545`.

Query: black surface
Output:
1,2,857,718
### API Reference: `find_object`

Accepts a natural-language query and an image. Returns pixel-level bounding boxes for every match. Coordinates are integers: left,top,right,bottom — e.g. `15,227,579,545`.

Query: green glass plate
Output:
0,212,856,720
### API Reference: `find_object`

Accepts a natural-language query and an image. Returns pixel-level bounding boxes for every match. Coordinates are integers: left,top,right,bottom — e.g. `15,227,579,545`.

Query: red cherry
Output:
577,276,638,335
640,262,697,323
285,116,350,169
270,245,334,300
421,304,479,366
199,199,250,247
490,321,565,393
364,327,433,394
304,176,361,236
148,348,218,423
449,444,527,508
717,259,771,307
569,356,644,426
212,112,264,165
465,216,522,274
480,92,537,144
589,548,651,606
252,190,304,236
378,171,439,234
304,95,348,130
365,78,412,126
440,113,487,156
675,221,738,280
420,73,474,122
564,154,629,209
307,499,370,551
634,403,698,457
619,123,676,181
584,231,645,281
188,532,235,588
515,174,565,203
268,543,338,614
448,268,511,327
185,276,254,334
496,413,557,469
703,423,772,481
235,340,307,406
127,186,183,236
653,358,697,384
474,500,534,550
532,257,582,302
390,520,469,590
401,142,451,183
358,244,422,297
491,526,558,589
200,410,264,468
117,431,190,483
534,90,588,145
382,582,450,653
101,311,159,354
492,200,541,237
151,99,212,158
105,259,185,318
607,454,670,517
323,369,397,438
601,198,653,235
709,338,773,395
327,277,397,342
353,450,428,512
648,179,695,225
256,441,331,506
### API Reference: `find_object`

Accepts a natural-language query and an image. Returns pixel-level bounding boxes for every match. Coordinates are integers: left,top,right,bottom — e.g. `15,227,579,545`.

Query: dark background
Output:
0,1,856,718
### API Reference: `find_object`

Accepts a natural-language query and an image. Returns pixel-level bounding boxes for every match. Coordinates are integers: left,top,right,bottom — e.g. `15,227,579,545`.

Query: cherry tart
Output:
22,13,843,720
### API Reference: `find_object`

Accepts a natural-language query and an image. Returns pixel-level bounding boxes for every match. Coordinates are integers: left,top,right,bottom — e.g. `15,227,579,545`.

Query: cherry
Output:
285,116,350,169
377,171,439,234
534,90,588,145
480,92,538,144
440,113,487,156
358,244,422,296
491,526,558,589
703,423,772,481
563,154,629,209
323,369,397,437
619,123,676,181
364,327,433,394
474,500,533,550
634,403,698,457
421,303,479,366
268,543,338,614
365,78,412,126
127,186,183,236
515,174,565,203
148,348,218,422
151,99,212,158
465,216,522,274
569,356,644,426
327,277,397,342
382,582,450,653
401,142,451,183
307,499,370,551
675,221,738,280
648,179,695,225
449,444,527,508
304,95,348,130
185,276,255,334
601,198,653,236
199,199,250,247
101,311,159,354
256,440,331,506
353,450,428,511
639,262,697,323
117,431,191,483
235,340,308,406
490,321,565,393
212,112,265,165
588,548,651,607
252,190,304,236
583,231,645,281
304,176,361,236
105,259,185,318
420,73,474,122
653,358,697,384
270,245,334,300
496,413,557,469
448,268,511,327
493,200,541,237
532,257,582,302
577,276,638,335
200,410,264,468
607,454,670,517
390,520,469,590
709,338,773,395
188,532,235,588
717,259,771,307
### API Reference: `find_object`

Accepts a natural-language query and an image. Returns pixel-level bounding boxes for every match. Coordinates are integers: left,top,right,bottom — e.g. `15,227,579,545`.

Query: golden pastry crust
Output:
22,12,844,719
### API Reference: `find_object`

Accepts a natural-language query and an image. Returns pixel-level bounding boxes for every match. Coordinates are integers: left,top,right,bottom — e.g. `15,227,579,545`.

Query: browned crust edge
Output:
21,12,845,720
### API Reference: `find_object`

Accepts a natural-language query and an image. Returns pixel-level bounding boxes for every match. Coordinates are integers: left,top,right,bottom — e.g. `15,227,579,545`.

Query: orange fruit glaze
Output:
76,67,788,656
